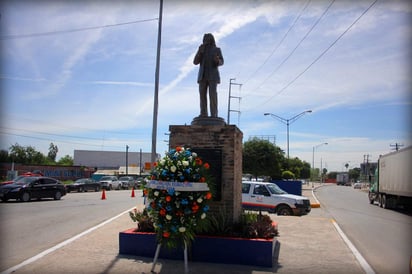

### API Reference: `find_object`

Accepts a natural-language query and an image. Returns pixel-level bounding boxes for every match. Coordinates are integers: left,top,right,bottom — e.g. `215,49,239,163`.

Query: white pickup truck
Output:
99,176,121,190
242,181,311,216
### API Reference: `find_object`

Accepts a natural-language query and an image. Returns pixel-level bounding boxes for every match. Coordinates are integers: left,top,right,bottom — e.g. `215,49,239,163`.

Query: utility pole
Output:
227,78,242,124
126,145,129,176
151,0,163,169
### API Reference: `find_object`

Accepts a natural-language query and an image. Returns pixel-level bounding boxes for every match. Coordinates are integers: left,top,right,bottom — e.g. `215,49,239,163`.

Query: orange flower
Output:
163,231,170,238
165,195,172,202
205,192,212,200
203,162,210,169
176,146,183,152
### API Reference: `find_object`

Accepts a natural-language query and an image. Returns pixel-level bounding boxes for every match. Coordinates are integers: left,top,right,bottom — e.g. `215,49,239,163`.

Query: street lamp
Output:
264,110,312,159
312,142,328,183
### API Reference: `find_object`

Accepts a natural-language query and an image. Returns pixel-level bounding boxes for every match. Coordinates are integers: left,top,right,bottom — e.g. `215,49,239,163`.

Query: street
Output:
0,189,144,272
315,184,412,274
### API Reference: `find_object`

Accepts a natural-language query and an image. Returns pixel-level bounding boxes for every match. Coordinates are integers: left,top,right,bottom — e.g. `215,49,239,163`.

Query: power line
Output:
249,0,335,95
0,18,158,40
257,0,378,108
239,0,312,86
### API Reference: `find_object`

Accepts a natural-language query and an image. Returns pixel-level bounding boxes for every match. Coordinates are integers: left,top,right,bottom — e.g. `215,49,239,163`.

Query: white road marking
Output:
1,207,135,274
331,219,375,274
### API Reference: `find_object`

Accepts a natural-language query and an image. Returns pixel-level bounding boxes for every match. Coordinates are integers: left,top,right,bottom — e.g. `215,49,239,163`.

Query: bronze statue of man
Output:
193,33,224,117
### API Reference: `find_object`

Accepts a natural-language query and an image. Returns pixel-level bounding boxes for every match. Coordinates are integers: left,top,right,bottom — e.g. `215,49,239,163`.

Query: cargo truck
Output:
336,172,350,186
368,146,412,210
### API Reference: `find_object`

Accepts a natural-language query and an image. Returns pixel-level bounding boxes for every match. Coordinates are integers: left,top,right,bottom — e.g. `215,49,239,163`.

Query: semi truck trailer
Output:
368,146,412,209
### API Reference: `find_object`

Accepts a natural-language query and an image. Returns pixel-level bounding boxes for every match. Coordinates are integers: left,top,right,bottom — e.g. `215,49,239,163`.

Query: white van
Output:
242,181,311,216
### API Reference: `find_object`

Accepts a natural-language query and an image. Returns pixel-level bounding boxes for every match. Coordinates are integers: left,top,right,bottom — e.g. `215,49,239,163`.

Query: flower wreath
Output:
144,146,213,248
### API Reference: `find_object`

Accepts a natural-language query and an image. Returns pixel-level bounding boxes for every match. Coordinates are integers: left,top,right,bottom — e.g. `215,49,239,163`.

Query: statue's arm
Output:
193,45,204,65
215,48,224,66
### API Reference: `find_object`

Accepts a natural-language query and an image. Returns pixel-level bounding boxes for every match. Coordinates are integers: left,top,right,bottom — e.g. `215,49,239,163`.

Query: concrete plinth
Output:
169,120,243,224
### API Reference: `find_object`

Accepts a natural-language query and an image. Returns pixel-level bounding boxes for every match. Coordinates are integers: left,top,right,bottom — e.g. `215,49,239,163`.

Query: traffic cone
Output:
131,187,135,198
101,189,106,200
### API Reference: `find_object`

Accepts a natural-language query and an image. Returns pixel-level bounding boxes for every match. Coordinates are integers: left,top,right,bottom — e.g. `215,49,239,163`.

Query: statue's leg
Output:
209,82,218,117
199,81,208,117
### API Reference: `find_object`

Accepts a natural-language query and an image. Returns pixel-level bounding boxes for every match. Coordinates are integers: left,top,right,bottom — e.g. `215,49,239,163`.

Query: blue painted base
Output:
119,228,276,267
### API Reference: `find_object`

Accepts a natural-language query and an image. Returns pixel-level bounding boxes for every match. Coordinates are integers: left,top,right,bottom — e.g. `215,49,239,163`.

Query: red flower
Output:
176,146,183,152
160,208,166,216
163,231,170,238
205,192,212,200
192,202,199,213
195,157,203,166
166,195,172,202
199,177,206,182
203,162,210,169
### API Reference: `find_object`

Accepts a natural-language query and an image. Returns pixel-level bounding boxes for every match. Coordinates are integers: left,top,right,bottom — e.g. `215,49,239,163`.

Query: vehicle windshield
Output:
74,179,86,184
15,177,38,185
100,176,113,181
266,183,287,194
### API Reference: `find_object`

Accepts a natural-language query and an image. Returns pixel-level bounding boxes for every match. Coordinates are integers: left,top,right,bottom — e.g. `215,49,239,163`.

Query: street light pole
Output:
312,142,328,183
264,110,312,159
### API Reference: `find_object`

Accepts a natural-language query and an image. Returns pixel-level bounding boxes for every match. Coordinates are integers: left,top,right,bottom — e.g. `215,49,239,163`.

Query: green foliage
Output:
243,138,285,180
282,170,295,180
242,213,279,239
129,208,154,232
57,155,74,165
48,143,58,161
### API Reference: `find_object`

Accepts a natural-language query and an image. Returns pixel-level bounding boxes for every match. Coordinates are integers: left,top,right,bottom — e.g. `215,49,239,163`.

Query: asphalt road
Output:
0,189,144,272
315,184,412,274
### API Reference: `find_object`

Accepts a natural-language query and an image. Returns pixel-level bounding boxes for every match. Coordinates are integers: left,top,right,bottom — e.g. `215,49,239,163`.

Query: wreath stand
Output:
151,241,189,273
146,180,209,274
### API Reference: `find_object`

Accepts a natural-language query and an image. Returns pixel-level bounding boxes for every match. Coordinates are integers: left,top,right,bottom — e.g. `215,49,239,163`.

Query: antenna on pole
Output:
227,78,242,124
390,143,404,151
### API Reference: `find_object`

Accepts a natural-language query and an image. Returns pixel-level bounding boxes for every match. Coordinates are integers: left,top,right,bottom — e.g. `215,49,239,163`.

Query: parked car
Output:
66,178,101,193
118,176,135,190
99,176,121,190
242,181,311,216
353,182,362,189
0,176,66,202
134,176,148,188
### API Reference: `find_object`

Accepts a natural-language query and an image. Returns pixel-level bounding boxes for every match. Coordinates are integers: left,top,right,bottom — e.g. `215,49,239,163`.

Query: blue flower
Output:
167,188,175,195
166,205,172,212
181,198,188,205
203,205,209,212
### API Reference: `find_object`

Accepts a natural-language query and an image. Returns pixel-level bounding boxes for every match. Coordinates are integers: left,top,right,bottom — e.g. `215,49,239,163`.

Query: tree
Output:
286,157,311,179
0,149,9,162
8,143,47,164
48,143,58,161
57,155,74,166
243,138,285,180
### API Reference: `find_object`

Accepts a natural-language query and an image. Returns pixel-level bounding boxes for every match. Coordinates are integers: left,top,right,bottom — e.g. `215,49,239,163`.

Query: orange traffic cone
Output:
131,187,135,198
101,189,106,200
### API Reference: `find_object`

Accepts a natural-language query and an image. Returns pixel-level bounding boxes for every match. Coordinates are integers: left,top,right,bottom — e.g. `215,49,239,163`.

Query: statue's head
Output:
203,33,216,46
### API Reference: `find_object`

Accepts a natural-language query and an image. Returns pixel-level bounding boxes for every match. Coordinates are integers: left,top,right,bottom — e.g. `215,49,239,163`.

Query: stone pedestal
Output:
169,120,243,223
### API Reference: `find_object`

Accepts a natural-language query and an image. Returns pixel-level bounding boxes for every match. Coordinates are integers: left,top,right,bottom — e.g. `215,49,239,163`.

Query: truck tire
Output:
277,205,293,216
368,192,374,204
381,194,387,209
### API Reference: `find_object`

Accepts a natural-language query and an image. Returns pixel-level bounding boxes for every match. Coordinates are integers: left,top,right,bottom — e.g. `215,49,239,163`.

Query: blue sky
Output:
1,0,411,172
